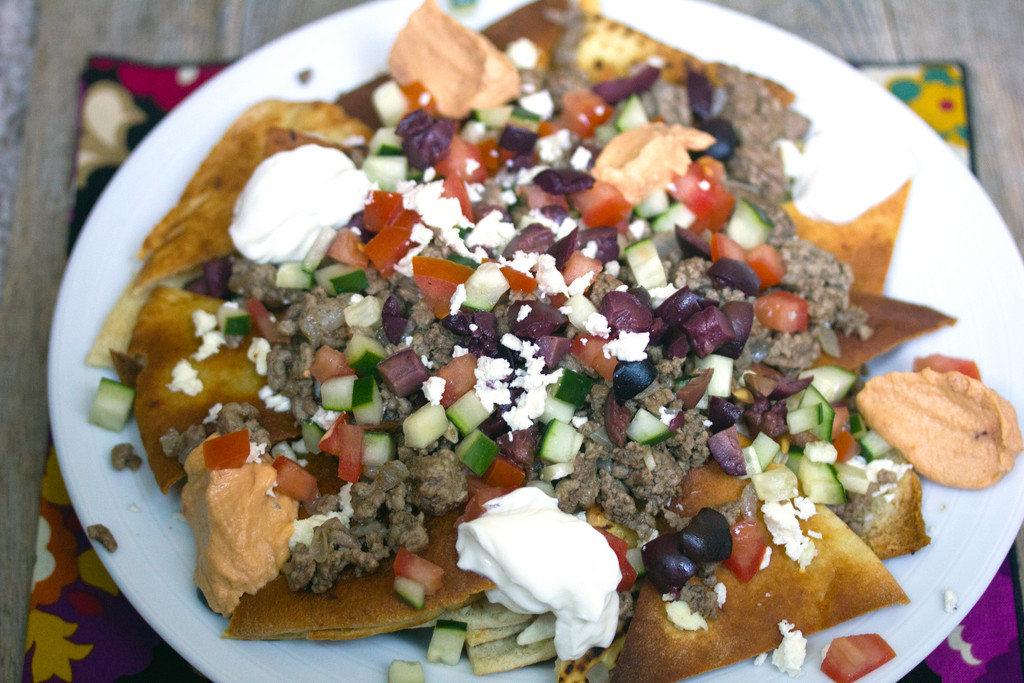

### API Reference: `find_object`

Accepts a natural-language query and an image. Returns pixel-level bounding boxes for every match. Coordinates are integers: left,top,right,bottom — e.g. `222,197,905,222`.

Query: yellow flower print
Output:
910,80,966,137
25,610,93,682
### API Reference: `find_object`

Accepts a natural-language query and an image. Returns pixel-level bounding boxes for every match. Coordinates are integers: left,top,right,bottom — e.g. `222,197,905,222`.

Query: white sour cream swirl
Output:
229,145,371,262
456,487,621,660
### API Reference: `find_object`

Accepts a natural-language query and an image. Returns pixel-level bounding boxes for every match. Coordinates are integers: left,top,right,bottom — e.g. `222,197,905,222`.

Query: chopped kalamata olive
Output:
396,109,455,170
382,295,408,345
473,203,511,223
592,65,661,104
648,317,669,345
612,359,657,403
537,335,571,369
707,425,746,476
503,223,555,258
655,286,702,329
442,312,472,335
600,291,653,333
377,348,430,398
676,368,713,410
678,508,733,562
715,300,754,360
708,396,744,433
745,397,788,438
604,390,633,447
682,305,736,358
641,532,697,594
547,227,580,271
697,118,739,162
508,300,567,340
497,426,540,470
664,331,691,360
676,227,712,260
499,124,539,154
770,375,813,400
707,258,760,297
579,226,619,262
687,71,714,120
539,204,569,224
533,168,595,195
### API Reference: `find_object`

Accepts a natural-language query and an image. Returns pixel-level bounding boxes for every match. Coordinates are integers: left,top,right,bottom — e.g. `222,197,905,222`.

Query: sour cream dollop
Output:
783,125,916,224
229,145,371,262
456,487,621,660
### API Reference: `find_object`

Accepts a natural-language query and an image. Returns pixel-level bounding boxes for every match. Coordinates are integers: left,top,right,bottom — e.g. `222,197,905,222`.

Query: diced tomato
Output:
571,180,632,228
519,183,569,211
820,634,896,683
459,480,511,523
203,430,250,470
394,547,444,595
832,429,860,463
435,135,488,183
435,353,478,407
245,297,280,343
442,174,474,221
912,353,981,380
399,81,437,116
669,159,735,234
365,225,413,278
536,120,562,138
745,243,786,288
413,256,475,318
477,138,502,173
272,456,319,507
571,334,617,381
723,517,767,583
319,414,364,483
593,527,638,592
484,456,525,489
309,346,354,383
500,266,538,294
363,190,405,234
559,90,613,138
754,291,809,332
832,405,850,436
710,233,745,262
326,228,369,268
563,252,602,291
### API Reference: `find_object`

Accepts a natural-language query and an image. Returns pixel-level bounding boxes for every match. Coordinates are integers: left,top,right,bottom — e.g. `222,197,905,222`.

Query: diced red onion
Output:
580,226,619,262
377,348,429,398
537,335,571,369
707,425,746,476
676,368,713,410
533,168,595,195
592,65,661,104
706,258,761,297
600,291,652,333
508,300,567,340
604,390,633,447
682,305,736,358
547,227,579,271
382,295,408,345
708,396,743,433
497,426,539,470
676,227,711,260
397,109,455,170
687,71,714,120
655,286,702,329
715,300,754,360
502,223,555,258
498,124,538,154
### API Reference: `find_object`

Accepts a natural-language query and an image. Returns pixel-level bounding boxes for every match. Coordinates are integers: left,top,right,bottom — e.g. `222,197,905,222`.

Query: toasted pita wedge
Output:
786,181,911,296
127,286,298,491
467,634,558,675
557,634,625,682
134,100,371,289
612,505,908,683
823,292,957,371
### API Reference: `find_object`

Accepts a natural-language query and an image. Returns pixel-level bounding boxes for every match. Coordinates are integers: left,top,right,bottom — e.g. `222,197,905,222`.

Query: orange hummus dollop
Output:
857,367,1024,489
592,122,715,205
182,441,298,616
388,0,521,119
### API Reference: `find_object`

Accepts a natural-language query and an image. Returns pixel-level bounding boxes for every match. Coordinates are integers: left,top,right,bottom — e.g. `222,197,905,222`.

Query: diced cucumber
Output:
343,295,382,328
626,547,645,576
742,446,763,476
456,430,499,475
798,365,858,403
626,409,672,445
540,461,575,481
447,253,479,270
372,80,408,127
784,451,803,476
794,384,835,441
635,189,671,219
394,575,425,609
320,375,356,411
848,413,867,440
564,293,598,330
798,458,847,504
623,239,667,289
217,303,251,336
508,105,540,132
786,404,825,439
275,262,313,289
347,334,386,376
315,263,368,295
750,432,781,469
651,202,697,233
615,94,649,131
427,620,468,666
446,390,492,435
539,420,583,463
362,155,408,191
388,660,425,683
835,462,870,495
694,354,734,399
552,369,594,408
473,105,514,129
804,440,838,464
725,198,773,249
593,122,619,143
750,467,800,502
301,419,326,453
302,226,339,273
88,378,136,431
858,429,893,460
368,127,404,157
462,263,509,311
540,395,577,425
362,432,395,470
403,404,449,449
351,376,383,425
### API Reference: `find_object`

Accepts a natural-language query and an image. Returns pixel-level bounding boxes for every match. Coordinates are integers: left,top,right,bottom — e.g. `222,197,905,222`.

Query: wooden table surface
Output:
2,1,1023,679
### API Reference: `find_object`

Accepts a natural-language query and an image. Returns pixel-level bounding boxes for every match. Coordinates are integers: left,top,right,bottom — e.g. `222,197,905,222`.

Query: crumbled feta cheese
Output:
628,219,648,240
421,354,434,369
258,385,291,413
714,582,727,607
128,503,140,513
465,157,481,176
192,309,217,336
422,376,447,406
554,215,579,240
536,129,572,163
805,440,838,463
615,284,629,292
664,599,708,631
559,305,573,315
943,588,959,613
570,146,593,171
584,312,611,338
474,357,513,412
807,530,822,539
167,360,203,396
452,345,469,358
646,284,679,307
246,440,267,464
505,37,539,69
658,406,680,427
192,331,227,361
501,249,543,275
519,90,554,120
793,496,817,520
580,241,599,259
467,182,484,202
534,254,568,298
247,337,271,376
760,546,772,569
311,407,340,431
203,402,223,425
754,653,768,666
646,55,667,68
450,283,468,316
394,222,434,276
403,181,474,257
566,270,595,298
289,499,355,550
469,323,478,332
604,260,621,277
466,210,515,250
502,338,563,431
602,332,650,362
403,335,413,346
771,620,807,677
461,120,488,144
516,305,532,322
571,415,588,429
762,499,817,570
864,458,913,483
422,167,437,182
501,189,518,205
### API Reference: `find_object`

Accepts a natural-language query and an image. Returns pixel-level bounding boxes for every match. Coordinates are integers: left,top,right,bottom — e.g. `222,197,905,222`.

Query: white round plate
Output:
48,1,1024,681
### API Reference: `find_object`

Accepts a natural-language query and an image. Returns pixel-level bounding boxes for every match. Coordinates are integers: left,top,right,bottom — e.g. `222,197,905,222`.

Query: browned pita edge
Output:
787,181,912,296
611,506,908,683
133,100,372,290
822,291,957,372
127,286,299,492
833,467,930,561
574,8,795,105
335,0,570,130
557,633,626,682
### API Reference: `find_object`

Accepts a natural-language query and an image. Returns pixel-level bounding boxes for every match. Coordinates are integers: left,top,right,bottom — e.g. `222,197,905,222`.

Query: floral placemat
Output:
24,57,1020,682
